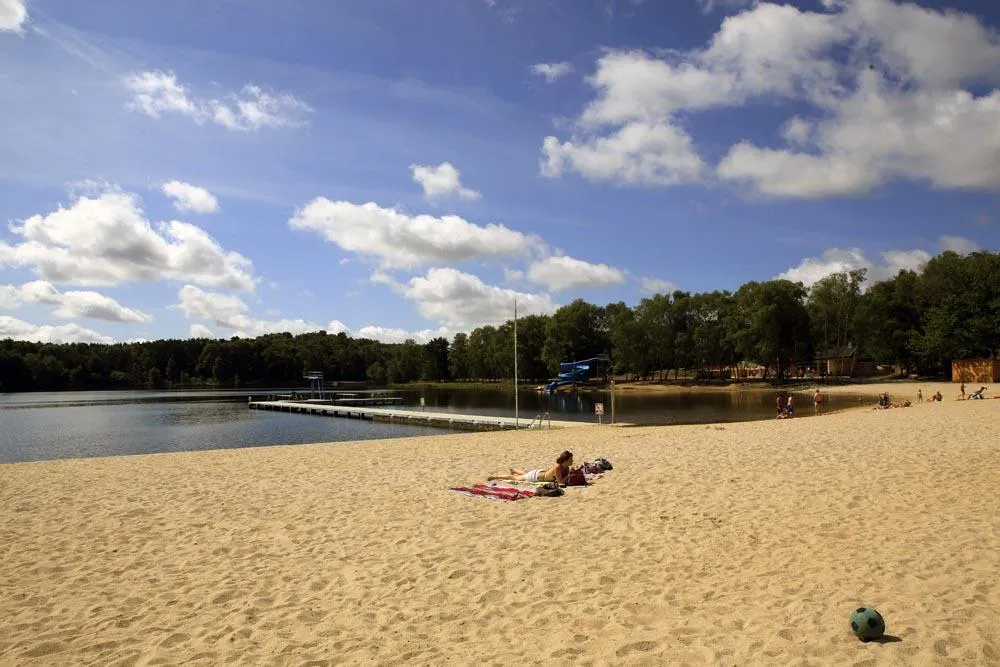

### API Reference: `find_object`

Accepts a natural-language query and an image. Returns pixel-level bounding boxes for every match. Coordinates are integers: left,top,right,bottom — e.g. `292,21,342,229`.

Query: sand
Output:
2,391,999,665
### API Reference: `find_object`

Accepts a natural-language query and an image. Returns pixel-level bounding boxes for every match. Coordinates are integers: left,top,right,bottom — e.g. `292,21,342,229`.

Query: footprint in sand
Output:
615,640,659,657
158,633,190,649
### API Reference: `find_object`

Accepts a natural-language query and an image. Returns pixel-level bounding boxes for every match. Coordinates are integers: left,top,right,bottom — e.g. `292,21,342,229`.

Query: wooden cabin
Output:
951,358,1000,383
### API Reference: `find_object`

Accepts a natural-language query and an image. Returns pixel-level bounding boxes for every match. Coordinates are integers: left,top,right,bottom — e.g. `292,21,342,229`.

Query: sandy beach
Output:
2,390,998,665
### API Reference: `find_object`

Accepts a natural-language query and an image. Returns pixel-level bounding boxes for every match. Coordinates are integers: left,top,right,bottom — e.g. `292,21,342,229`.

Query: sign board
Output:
420,397,426,407
595,403,605,416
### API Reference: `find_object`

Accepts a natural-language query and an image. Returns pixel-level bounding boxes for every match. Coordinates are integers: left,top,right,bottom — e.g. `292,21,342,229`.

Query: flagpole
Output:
514,298,519,430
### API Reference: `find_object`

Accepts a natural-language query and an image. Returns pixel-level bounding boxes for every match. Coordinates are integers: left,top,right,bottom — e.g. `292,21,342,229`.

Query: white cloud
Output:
639,276,678,294
0,0,28,33
532,62,574,83
541,121,704,186
781,116,813,145
327,319,350,334
289,199,530,269
355,325,449,345
123,70,312,132
161,180,219,214
503,268,525,283
176,285,322,337
778,246,932,287
123,71,201,120
0,189,256,291
189,323,214,339
394,267,557,328
2,280,151,322
544,0,1000,198
409,162,480,201
938,235,980,256
210,84,313,132
526,255,626,291
0,316,114,344
697,0,754,13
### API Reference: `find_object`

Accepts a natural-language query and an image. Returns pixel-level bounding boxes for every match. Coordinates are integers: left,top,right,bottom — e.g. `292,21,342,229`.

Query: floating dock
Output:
248,400,590,432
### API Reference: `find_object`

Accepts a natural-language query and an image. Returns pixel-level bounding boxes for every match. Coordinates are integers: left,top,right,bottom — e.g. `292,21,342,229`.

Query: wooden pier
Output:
247,400,589,432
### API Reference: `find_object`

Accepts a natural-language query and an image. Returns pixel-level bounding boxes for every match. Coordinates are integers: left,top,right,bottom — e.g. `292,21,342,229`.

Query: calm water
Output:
0,387,858,464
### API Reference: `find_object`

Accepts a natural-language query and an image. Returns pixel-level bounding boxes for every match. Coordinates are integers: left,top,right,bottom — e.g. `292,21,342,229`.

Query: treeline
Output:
1,251,997,392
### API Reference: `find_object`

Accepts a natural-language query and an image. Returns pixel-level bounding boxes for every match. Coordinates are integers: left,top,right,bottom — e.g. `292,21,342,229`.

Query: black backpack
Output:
534,482,564,497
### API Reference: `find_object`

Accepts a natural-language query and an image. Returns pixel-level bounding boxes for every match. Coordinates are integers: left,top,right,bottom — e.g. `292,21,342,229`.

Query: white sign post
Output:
595,402,605,425
420,396,425,412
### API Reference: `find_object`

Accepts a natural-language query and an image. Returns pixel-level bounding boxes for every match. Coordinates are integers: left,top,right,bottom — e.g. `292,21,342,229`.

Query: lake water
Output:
0,387,859,464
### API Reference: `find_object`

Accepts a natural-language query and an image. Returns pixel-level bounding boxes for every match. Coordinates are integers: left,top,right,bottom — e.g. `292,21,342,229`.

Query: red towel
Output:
449,483,535,501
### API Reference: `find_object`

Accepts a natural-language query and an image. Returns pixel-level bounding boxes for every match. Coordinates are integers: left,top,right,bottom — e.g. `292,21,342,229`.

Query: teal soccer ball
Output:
850,607,885,641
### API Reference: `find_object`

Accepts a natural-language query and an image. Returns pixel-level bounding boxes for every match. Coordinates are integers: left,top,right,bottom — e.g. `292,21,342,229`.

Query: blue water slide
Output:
544,356,607,392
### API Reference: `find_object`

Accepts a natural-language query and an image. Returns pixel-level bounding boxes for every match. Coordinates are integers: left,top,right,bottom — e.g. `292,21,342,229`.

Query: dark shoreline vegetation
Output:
2,251,998,393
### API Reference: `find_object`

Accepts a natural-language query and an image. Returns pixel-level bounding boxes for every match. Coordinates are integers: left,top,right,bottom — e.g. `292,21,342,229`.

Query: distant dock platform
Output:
248,400,590,432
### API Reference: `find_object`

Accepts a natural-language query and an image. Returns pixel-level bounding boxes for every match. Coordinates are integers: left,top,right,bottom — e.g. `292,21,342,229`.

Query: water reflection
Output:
0,387,861,464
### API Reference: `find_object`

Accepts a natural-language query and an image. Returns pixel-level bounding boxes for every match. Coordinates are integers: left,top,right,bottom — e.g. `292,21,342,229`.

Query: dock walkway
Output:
248,400,590,431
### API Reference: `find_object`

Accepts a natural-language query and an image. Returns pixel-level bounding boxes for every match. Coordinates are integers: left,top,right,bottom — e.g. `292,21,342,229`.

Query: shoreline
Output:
3,397,998,664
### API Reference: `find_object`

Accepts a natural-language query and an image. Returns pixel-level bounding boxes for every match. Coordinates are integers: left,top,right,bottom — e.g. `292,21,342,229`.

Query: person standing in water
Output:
785,393,795,417
813,388,823,415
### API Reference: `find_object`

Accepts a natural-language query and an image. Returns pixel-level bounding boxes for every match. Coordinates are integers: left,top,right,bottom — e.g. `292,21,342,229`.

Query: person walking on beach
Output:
488,451,574,486
813,388,823,415
960,382,966,400
917,389,923,403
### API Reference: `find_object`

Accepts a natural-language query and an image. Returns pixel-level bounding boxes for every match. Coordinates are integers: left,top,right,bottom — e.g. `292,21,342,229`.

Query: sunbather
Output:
488,450,574,486
969,386,987,400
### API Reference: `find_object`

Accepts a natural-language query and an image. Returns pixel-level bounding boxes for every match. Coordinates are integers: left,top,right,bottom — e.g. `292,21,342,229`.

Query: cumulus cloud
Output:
189,323,214,339
778,246,932,287
1,281,151,322
123,70,312,132
395,267,557,328
639,276,679,294
526,256,626,292
544,0,1000,197
355,325,450,345
327,319,350,334
176,285,323,337
0,0,28,33
0,315,114,344
0,189,256,291
410,162,480,201
289,199,530,269
939,235,980,255
532,62,574,83
161,180,219,214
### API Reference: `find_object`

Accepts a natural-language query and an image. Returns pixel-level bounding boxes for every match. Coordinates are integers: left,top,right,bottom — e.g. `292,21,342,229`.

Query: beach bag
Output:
534,483,563,497
565,468,588,486
595,457,613,471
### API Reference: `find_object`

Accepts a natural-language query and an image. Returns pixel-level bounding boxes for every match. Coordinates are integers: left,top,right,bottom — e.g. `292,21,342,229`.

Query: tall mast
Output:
514,298,518,429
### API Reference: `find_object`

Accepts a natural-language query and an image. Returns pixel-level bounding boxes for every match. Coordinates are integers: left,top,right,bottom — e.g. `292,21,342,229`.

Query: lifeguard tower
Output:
303,371,325,399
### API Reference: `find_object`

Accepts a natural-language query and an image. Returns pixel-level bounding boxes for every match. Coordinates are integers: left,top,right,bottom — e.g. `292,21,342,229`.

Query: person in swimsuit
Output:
488,451,574,486
813,389,823,415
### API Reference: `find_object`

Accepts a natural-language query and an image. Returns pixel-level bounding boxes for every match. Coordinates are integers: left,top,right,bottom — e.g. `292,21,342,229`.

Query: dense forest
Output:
2,251,998,392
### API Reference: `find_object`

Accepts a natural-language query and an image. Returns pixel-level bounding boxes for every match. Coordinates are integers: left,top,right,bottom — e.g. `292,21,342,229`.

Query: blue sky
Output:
1,0,998,344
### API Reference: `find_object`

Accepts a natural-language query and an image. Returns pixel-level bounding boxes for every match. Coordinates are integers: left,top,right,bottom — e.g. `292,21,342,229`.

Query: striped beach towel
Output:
449,483,535,501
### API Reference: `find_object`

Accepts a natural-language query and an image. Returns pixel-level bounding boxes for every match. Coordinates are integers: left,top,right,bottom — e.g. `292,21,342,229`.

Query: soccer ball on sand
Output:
850,606,885,642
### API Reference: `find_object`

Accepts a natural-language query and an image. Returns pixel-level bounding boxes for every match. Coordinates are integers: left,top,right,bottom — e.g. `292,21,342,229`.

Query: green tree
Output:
733,280,811,382
542,299,606,374
807,269,866,353
423,337,450,381
449,333,470,380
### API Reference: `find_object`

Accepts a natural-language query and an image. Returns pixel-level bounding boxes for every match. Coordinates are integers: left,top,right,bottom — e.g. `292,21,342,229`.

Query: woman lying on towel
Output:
488,450,573,486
